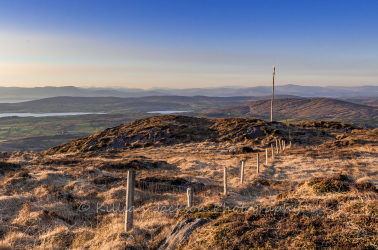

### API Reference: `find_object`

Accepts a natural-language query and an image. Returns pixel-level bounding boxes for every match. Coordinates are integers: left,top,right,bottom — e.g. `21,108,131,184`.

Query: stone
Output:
158,218,209,250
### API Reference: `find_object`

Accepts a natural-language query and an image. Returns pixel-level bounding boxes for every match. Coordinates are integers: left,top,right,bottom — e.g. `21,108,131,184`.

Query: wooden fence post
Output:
276,139,278,152
187,188,193,207
125,170,135,232
290,141,292,148
224,166,227,195
271,144,274,160
265,148,268,165
257,153,260,174
241,161,244,184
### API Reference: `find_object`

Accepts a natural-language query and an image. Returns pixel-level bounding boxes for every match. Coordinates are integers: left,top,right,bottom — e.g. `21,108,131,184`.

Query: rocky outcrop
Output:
41,115,353,156
158,218,209,250
42,116,269,155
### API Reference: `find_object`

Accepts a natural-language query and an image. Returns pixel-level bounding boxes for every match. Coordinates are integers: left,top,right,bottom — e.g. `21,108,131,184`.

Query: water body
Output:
146,111,189,114
0,112,106,118
0,99,33,103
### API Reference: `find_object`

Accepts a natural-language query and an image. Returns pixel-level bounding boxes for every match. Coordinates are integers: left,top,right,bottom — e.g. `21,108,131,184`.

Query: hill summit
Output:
43,115,357,155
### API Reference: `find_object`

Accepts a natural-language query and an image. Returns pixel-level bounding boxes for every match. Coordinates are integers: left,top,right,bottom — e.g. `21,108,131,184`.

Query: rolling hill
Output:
0,95,298,113
195,98,378,128
342,97,378,107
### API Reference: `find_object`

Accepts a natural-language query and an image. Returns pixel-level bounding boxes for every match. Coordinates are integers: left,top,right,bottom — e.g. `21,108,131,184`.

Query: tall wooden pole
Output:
271,66,275,122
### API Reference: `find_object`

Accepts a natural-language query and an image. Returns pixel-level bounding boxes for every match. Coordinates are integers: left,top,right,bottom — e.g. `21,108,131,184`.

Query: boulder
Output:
158,218,209,250
246,127,263,139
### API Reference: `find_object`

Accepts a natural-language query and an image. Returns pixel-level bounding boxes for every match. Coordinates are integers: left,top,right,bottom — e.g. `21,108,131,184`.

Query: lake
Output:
0,99,32,103
0,112,106,118
146,111,189,114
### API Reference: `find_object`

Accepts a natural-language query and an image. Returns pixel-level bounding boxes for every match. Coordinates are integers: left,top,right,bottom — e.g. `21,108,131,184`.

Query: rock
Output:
158,218,209,250
227,146,255,155
245,127,263,139
235,146,254,154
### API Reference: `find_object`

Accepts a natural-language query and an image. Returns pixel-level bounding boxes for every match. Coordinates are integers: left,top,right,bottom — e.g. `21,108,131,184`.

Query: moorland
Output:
0,115,377,249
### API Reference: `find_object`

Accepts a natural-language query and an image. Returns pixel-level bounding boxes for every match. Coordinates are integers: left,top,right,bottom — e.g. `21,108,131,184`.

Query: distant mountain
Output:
146,85,378,97
0,86,164,101
194,98,378,128
0,85,377,102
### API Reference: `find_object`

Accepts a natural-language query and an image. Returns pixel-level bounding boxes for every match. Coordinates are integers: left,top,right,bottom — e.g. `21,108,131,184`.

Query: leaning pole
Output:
271,66,275,122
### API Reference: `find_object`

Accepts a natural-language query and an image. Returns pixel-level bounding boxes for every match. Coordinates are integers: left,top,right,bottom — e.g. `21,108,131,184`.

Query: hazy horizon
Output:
0,84,377,90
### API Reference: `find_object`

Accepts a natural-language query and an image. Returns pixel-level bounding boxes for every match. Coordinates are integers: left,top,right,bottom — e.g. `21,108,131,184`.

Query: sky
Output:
0,0,377,89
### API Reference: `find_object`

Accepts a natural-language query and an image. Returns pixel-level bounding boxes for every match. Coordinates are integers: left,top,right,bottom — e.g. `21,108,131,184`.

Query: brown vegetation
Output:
0,115,377,249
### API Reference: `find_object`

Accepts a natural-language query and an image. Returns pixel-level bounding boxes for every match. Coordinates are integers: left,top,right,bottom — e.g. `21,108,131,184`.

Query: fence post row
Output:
125,137,293,232
125,170,135,232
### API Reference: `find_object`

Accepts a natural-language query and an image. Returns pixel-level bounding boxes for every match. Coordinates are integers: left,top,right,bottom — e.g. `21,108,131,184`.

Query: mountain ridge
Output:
1,85,378,101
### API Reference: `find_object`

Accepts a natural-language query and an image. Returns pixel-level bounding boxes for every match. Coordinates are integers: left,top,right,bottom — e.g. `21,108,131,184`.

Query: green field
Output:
0,113,152,152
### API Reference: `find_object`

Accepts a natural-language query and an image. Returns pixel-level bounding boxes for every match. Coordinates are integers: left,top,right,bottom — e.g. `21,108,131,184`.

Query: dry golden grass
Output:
0,119,377,249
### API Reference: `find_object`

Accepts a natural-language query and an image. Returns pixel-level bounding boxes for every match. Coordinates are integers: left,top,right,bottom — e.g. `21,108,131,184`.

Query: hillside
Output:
196,98,378,128
43,115,353,155
0,115,377,249
342,97,378,107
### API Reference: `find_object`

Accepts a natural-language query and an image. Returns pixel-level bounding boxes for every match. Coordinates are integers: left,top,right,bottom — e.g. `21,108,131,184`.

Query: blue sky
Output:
0,0,377,88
